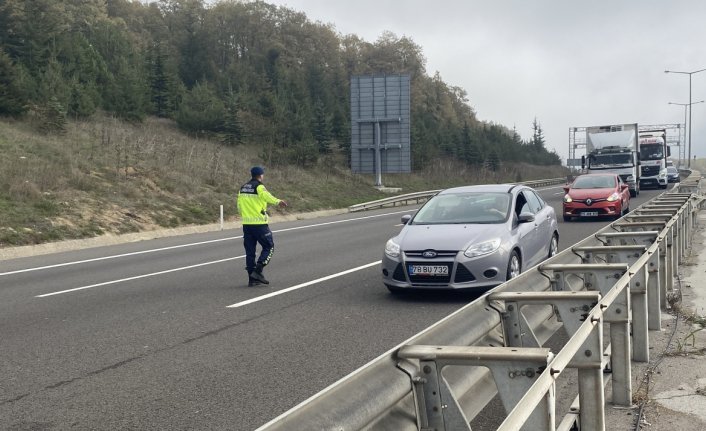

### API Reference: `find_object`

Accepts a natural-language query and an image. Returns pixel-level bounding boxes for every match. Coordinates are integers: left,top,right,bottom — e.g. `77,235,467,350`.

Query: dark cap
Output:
251,166,265,177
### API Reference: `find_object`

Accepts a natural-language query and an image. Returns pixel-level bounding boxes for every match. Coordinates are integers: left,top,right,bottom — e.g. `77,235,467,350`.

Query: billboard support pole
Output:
375,121,383,187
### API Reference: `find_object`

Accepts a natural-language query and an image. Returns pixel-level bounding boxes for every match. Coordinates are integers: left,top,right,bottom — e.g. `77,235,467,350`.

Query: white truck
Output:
638,129,669,189
582,123,640,197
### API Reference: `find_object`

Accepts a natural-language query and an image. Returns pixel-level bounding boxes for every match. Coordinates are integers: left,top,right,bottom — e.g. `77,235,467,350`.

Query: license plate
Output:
581,211,599,217
408,265,448,276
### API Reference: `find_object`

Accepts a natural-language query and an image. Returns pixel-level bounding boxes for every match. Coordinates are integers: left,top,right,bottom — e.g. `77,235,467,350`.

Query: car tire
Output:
548,234,559,259
506,250,521,281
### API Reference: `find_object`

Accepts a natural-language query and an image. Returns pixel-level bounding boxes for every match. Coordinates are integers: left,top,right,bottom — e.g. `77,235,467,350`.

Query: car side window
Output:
515,192,532,216
524,190,543,214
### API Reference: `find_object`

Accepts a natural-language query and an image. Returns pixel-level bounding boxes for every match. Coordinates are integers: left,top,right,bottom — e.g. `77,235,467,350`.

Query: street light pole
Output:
669,100,704,167
665,68,706,167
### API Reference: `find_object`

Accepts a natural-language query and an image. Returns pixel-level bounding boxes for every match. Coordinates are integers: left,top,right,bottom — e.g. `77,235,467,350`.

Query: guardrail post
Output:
646,252,662,330
490,291,601,347
597,231,673,310
490,292,610,431
572,246,649,362
398,346,555,431
539,263,630,407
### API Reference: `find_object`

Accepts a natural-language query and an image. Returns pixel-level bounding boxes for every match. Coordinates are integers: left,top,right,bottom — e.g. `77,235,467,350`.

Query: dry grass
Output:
0,114,569,247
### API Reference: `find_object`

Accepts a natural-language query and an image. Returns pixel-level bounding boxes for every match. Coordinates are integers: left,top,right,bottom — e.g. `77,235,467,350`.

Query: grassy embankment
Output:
0,114,568,248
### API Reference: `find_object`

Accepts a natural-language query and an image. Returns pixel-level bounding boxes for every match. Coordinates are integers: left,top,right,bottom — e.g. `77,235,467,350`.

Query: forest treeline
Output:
0,0,561,169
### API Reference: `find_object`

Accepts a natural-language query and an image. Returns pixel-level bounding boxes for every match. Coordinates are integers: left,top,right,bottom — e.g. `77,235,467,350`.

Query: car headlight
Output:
464,238,502,258
385,239,401,258
563,194,573,203
606,192,620,202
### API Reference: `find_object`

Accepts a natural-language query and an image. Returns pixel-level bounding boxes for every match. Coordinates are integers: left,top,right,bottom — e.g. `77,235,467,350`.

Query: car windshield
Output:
412,192,510,224
572,176,615,189
639,143,664,161
667,167,678,173
589,153,632,166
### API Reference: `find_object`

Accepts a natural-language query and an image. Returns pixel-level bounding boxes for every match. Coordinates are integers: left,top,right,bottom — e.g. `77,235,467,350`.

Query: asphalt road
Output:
0,186,664,430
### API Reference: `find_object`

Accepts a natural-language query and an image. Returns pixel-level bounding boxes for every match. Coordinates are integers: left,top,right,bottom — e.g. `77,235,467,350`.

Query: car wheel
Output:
548,234,559,259
506,250,521,281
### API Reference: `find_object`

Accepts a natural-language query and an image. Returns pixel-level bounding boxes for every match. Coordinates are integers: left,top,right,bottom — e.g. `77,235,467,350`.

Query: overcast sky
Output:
266,0,706,165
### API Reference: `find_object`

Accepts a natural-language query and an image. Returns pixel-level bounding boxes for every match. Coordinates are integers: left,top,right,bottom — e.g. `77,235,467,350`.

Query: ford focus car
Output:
562,173,630,221
382,184,559,293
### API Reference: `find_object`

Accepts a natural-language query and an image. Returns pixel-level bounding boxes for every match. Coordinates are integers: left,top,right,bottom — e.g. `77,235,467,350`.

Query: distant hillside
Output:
0,114,567,248
1,0,561,169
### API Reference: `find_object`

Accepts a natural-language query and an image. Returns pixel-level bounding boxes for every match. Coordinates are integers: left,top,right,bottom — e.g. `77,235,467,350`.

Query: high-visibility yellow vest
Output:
237,179,281,225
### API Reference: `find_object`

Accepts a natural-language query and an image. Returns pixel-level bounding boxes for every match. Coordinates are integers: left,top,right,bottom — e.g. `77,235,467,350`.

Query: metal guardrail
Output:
259,172,702,431
348,177,568,212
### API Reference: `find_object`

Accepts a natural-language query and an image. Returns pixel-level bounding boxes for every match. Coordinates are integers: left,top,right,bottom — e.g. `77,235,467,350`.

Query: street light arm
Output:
665,68,706,75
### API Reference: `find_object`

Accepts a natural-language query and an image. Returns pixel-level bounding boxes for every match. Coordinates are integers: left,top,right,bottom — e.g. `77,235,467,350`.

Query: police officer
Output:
237,166,288,286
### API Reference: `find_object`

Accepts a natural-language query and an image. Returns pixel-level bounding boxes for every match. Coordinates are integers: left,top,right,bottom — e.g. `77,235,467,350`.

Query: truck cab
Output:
638,130,669,189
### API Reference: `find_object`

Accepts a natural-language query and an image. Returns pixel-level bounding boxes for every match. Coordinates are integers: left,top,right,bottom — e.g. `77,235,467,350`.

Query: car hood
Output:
568,188,615,199
396,223,508,251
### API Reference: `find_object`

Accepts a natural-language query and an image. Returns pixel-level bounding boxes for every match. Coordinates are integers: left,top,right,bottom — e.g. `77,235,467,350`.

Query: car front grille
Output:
454,264,476,283
572,198,607,205
642,165,660,176
404,250,458,258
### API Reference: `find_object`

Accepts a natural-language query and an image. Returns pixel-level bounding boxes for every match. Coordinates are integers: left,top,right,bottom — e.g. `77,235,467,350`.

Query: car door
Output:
523,190,551,266
513,191,540,269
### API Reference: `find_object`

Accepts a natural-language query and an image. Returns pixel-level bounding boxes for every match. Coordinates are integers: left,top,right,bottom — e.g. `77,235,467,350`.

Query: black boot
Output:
251,263,269,284
248,277,263,287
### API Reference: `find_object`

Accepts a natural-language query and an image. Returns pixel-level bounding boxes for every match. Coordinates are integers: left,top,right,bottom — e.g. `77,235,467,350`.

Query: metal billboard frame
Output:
350,74,411,186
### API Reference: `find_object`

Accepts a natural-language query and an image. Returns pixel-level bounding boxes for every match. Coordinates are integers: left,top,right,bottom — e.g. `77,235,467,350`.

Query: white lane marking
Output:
2,210,412,277
36,256,245,298
226,261,381,309
555,192,564,195
3,238,241,277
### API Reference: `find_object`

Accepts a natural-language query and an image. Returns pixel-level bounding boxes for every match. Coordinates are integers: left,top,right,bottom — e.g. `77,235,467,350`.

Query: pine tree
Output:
512,125,523,147
38,96,67,134
313,98,332,154
220,88,244,146
0,49,28,116
148,42,170,118
176,81,225,134
532,117,546,149
486,150,500,172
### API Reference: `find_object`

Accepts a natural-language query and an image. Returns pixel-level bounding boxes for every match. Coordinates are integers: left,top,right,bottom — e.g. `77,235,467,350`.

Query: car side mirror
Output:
667,147,671,157
562,186,570,193
518,212,535,223
581,155,586,170
401,214,412,224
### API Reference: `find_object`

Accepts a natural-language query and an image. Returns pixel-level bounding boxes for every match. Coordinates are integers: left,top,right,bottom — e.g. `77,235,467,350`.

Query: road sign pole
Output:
375,121,383,187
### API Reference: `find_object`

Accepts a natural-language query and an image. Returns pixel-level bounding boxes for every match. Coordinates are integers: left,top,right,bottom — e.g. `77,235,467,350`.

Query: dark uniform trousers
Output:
243,224,274,273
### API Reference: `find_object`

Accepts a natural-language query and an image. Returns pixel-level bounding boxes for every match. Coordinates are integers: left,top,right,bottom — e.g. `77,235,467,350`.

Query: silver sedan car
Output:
382,184,559,293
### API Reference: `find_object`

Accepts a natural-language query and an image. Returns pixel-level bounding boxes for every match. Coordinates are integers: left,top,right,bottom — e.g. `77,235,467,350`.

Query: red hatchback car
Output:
562,173,630,221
